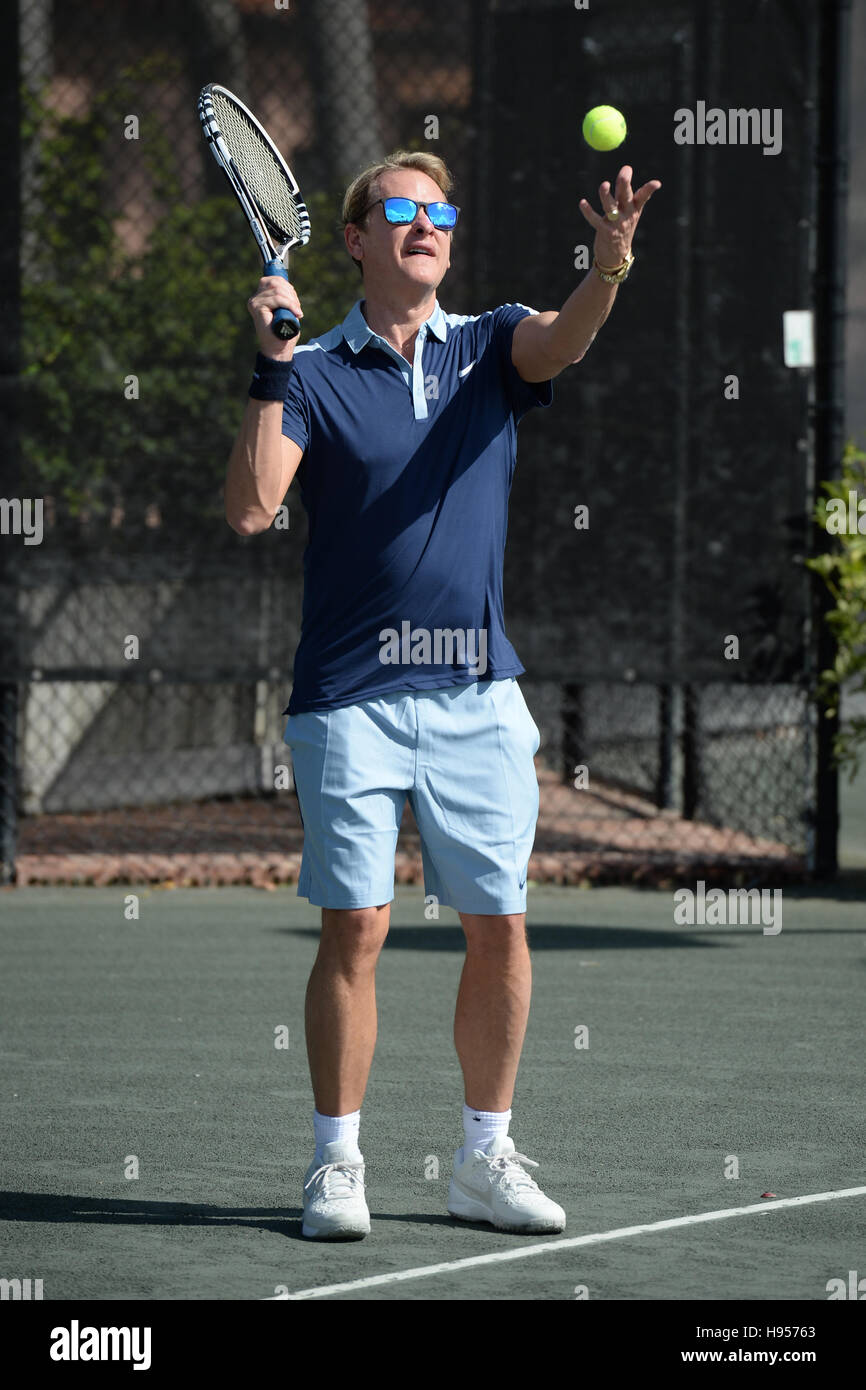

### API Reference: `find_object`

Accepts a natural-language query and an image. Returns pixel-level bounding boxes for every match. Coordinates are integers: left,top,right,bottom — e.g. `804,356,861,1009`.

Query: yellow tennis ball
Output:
582,105,627,151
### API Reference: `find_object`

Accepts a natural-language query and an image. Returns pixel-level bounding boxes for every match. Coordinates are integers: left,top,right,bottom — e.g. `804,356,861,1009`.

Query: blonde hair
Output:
341,150,455,276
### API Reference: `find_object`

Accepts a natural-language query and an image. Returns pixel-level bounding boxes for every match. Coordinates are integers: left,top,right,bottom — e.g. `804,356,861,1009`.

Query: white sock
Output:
313,1108,361,1162
460,1103,511,1161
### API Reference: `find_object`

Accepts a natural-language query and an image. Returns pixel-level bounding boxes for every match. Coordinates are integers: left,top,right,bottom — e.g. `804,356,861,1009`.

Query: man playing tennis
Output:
226,151,660,1240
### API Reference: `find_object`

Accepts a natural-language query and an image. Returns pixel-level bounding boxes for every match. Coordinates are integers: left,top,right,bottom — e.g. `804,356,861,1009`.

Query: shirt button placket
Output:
412,326,428,421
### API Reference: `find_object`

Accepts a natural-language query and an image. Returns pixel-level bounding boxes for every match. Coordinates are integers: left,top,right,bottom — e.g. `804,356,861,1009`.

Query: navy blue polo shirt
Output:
281,298,553,714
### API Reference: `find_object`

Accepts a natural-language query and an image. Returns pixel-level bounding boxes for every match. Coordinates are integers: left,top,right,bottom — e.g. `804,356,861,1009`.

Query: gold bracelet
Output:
594,251,632,273
593,250,634,284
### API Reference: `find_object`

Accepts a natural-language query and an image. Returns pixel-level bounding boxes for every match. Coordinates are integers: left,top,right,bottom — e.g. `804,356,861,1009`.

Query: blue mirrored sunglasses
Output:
362,196,460,229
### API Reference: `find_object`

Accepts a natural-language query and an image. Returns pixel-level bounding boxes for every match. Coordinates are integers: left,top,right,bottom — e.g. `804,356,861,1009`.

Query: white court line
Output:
266,1185,866,1300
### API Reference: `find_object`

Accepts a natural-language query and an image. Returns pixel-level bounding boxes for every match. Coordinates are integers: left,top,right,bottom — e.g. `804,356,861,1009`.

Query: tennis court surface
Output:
1,877,863,1302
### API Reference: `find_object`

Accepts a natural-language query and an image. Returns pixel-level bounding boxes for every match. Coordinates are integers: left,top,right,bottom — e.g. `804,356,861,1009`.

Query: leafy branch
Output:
21,61,357,539
805,439,866,780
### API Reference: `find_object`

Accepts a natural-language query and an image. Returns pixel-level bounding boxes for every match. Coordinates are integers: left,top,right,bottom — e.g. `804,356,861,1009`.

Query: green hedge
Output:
806,440,866,779
22,62,358,537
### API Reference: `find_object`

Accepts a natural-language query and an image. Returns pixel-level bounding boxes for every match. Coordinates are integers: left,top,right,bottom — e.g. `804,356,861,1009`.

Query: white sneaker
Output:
448,1134,566,1234
301,1140,370,1240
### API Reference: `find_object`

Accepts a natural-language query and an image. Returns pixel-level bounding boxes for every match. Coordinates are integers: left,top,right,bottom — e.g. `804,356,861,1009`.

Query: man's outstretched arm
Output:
512,164,661,383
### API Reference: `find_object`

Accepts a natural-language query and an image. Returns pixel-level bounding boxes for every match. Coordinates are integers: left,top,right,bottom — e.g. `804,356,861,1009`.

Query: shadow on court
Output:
0,1191,461,1241
278,923,866,951
780,868,866,902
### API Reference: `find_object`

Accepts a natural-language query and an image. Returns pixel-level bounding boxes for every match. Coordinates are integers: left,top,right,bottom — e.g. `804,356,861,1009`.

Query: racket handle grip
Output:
263,257,300,341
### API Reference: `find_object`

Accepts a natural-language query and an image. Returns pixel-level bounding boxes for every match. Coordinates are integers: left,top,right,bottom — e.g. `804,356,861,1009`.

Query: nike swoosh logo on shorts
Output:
458,361,476,378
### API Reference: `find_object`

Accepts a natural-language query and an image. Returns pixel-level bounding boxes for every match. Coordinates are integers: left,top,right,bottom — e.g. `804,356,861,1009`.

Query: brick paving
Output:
15,768,803,888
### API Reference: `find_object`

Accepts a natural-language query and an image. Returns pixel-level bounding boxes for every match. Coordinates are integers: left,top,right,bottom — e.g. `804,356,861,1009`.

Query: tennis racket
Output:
197,83,311,340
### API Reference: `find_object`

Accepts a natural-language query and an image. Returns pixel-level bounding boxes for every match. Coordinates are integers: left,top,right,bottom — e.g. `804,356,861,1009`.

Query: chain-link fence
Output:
3,0,846,886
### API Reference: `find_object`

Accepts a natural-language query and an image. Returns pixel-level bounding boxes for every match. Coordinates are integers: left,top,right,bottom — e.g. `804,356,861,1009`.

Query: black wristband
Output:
248,352,294,401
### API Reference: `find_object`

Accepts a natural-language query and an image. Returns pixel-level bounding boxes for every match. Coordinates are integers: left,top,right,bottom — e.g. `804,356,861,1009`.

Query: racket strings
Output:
212,93,307,245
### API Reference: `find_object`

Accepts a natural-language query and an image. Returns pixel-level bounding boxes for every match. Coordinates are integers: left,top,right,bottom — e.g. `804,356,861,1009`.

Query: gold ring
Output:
605,207,620,221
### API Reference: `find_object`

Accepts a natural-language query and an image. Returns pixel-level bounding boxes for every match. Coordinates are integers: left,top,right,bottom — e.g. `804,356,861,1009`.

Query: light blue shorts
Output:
282,678,540,914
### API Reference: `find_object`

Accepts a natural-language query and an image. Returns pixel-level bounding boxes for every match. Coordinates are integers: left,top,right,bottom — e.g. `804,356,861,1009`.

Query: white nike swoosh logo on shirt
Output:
458,361,476,378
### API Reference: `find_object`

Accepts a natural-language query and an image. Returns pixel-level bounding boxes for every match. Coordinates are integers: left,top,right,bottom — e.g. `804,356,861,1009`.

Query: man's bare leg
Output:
449,910,564,1231
305,904,391,1115
454,913,531,1111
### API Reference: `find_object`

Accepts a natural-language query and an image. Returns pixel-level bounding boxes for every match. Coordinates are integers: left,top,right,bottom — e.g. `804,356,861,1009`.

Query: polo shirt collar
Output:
342,299,447,354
